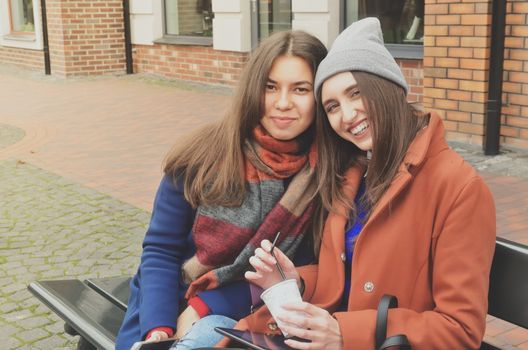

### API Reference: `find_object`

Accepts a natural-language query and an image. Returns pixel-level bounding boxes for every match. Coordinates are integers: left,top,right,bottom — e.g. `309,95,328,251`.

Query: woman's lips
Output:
270,116,296,128
346,119,370,137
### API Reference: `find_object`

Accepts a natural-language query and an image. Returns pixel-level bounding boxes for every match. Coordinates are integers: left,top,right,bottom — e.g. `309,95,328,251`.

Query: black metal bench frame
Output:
28,237,528,350
28,276,130,350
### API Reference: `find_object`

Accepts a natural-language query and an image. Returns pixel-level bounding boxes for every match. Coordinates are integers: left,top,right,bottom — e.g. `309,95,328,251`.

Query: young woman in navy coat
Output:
115,30,327,350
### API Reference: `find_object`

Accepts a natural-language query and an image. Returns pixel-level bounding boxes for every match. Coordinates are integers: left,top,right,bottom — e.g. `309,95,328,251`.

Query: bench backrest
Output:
487,237,528,329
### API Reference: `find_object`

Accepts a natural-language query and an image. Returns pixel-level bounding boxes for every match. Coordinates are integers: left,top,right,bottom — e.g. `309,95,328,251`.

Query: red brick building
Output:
0,0,527,150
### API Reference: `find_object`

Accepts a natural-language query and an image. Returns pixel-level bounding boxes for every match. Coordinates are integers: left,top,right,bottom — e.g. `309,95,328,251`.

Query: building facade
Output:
0,0,527,150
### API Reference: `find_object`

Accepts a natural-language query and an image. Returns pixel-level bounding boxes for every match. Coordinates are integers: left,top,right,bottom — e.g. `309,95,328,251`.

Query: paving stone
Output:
8,289,33,303
17,316,51,330
0,302,19,314
0,321,22,338
519,341,528,350
0,277,12,287
17,327,49,342
6,266,30,277
3,336,23,349
31,334,72,350
2,309,33,322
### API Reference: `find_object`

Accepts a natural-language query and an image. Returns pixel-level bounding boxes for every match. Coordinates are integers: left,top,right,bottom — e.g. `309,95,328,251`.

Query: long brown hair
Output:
316,71,429,222
164,31,327,208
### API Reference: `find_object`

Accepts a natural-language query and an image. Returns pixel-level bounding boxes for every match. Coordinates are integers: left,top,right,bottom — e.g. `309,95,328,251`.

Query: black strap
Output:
375,294,399,349
379,334,411,349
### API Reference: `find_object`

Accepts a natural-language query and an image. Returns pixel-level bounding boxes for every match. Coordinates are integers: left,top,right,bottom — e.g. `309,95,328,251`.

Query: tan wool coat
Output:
222,113,496,349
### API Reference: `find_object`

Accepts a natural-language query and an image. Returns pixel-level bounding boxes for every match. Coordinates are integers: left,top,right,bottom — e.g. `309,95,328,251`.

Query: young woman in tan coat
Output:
243,17,496,349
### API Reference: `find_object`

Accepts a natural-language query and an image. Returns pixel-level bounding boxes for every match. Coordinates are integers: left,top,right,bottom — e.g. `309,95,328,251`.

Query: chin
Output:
267,131,290,140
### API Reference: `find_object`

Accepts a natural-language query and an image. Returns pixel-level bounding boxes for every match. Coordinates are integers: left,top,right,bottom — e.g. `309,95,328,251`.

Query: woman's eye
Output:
266,84,276,91
349,89,360,98
294,87,310,93
325,104,338,114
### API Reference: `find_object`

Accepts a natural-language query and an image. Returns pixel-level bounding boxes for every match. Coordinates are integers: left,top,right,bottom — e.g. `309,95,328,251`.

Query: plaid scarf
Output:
184,124,317,298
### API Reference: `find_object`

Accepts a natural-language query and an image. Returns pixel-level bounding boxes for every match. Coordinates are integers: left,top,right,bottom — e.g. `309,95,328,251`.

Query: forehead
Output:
321,71,357,99
268,55,313,80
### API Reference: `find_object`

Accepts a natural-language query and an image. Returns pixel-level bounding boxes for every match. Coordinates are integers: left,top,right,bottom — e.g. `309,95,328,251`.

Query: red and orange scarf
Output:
184,124,317,298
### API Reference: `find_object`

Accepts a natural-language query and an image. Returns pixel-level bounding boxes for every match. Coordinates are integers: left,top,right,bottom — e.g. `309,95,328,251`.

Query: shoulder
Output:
154,174,193,209
426,147,477,181
416,146,492,205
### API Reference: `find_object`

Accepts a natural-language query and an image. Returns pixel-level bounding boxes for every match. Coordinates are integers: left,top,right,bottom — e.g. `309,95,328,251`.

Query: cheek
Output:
299,97,315,121
327,115,340,132
263,95,272,115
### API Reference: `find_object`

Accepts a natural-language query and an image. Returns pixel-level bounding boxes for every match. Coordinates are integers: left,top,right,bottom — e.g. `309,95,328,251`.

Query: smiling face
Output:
260,55,315,141
321,71,372,151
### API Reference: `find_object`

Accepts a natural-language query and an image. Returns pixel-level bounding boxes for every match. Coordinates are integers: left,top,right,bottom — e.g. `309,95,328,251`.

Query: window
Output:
257,0,292,40
9,0,35,33
164,0,213,37
344,0,423,45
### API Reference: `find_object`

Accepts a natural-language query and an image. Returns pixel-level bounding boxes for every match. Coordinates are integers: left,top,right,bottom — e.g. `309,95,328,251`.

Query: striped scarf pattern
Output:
184,125,317,298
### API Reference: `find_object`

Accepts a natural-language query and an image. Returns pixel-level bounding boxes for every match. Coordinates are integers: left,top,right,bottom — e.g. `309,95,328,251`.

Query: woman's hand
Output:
145,330,169,343
278,301,343,350
245,239,300,290
175,306,200,339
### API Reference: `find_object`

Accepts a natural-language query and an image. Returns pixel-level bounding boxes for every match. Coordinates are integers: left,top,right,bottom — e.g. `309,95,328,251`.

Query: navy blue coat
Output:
116,176,314,350
116,176,196,350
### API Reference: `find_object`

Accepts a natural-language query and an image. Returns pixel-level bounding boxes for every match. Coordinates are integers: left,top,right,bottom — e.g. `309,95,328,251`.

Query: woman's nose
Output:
342,105,357,123
275,90,292,110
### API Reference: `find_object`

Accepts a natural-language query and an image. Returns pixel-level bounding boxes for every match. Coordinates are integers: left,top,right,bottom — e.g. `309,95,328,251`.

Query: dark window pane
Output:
345,0,423,45
165,0,213,37
10,0,34,33
258,0,292,39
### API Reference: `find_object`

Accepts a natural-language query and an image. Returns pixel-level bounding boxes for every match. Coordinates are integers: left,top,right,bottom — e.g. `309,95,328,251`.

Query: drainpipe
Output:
40,0,50,74
484,0,506,155
123,0,133,74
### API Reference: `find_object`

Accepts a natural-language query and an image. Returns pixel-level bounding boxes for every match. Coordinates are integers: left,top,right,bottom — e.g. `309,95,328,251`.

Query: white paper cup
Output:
260,279,303,337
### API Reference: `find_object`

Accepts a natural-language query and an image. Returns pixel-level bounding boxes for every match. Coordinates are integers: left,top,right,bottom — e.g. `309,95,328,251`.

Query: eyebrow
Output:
344,84,359,93
322,83,359,106
267,78,313,86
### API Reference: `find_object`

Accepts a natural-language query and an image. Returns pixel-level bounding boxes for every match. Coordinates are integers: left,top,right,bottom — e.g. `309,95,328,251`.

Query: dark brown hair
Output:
164,31,327,208
316,71,429,223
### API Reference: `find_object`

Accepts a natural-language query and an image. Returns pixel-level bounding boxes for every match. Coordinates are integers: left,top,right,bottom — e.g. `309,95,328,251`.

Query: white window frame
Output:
341,0,423,59
0,0,43,50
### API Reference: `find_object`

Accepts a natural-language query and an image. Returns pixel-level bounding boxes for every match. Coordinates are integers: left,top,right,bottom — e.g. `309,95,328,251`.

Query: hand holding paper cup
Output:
260,278,304,337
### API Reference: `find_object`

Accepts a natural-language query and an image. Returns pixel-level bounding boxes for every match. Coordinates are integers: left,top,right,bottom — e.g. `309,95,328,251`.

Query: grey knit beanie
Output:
314,17,408,99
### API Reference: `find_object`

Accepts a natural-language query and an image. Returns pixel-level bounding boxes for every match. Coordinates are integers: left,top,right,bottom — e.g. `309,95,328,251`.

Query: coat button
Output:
268,322,278,331
363,281,375,293
340,252,346,262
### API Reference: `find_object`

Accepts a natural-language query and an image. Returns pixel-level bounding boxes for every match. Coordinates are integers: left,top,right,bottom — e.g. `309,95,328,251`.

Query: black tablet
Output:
130,338,177,350
215,327,299,350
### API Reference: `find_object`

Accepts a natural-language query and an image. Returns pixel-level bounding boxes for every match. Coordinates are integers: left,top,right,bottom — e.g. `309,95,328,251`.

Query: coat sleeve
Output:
138,175,196,339
333,176,496,350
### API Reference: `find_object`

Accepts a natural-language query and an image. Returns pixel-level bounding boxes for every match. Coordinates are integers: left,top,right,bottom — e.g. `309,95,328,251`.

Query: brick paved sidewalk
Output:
1,66,527,349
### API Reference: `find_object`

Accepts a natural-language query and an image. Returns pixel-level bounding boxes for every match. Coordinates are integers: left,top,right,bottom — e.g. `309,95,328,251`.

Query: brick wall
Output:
502,0,528,148
397,58,424,103
423,0,492,146
133,47,425,100
0,46,44,70
133,44,247,86
46,0,125,76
